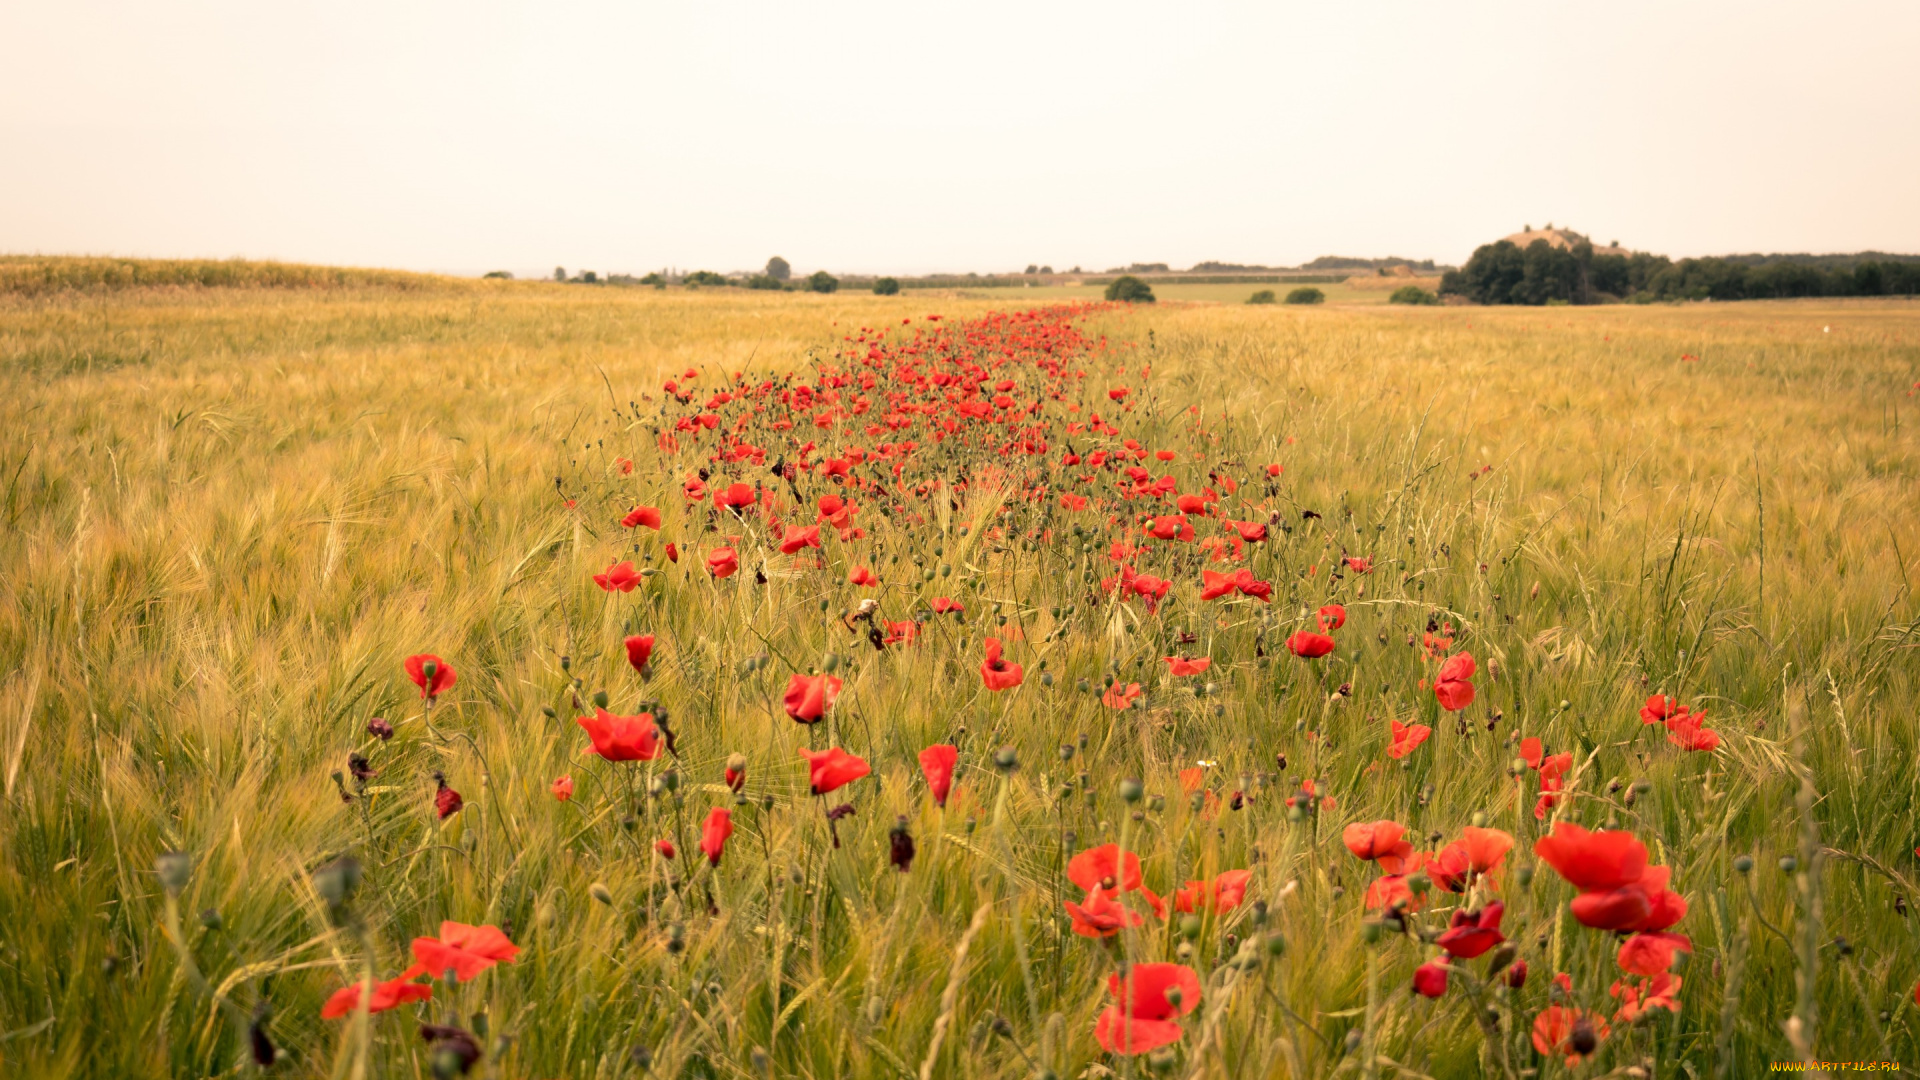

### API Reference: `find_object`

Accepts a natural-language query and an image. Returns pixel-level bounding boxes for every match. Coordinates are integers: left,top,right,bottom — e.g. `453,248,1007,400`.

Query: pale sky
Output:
3,1,1916,277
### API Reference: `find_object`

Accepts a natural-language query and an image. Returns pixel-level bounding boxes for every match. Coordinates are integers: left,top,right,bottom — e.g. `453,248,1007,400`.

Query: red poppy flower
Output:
1285,632,1335,658
1065,885,1142,939
654,838,676,859
616,457,634,474
980,637,1023,691
624,633,655,673
320,974,432,1019
706,546,739,578
779,525,822,554
1265,463,1282,477
1616,931,1692,977
665,541,679,563
434,775,463,819
932,596,964,614
1108,387,1130,401
1068,843,1144,894
1230,520,1268,543
405,654,457,700
782,673,842,722
1173,869,1252,914
799,746,871,795
919,744,957,807
1665,714,1720,752
550,775,574,801
1531,1005,1608,1066
1611,972,1682,1023
700,806,732,865
410,921,519,982
621,505,662,529
1638,694,1683,724
1534,823,1649,893
593,560,643,593
1433,651,1476,711
576,708,662,762
683,478,708,501
1386,719,1431,759
713,482,757,510
1093,963,1200,1055
1317,604,1346,632
1342,820,1413,869
1147,515,1194,542
1459,826,1515,874
848,565,878,586
1344,556,1373,573
1163,656,1210,676
1363,872,1424,912
1436,901,1506,958
1102,681,1143,709
1412,957,1450,998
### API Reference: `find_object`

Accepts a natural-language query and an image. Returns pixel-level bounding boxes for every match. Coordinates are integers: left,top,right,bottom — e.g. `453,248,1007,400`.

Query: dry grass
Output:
2,276,1917,1078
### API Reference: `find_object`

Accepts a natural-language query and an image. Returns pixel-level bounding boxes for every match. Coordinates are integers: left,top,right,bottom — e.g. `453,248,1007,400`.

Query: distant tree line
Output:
1441,240,1920,305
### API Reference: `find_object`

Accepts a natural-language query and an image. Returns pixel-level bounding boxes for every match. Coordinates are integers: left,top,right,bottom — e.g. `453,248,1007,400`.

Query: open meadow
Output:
2,271,1918,1079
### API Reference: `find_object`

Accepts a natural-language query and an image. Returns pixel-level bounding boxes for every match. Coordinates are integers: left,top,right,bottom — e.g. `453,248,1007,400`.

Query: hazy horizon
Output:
4,0,1918,278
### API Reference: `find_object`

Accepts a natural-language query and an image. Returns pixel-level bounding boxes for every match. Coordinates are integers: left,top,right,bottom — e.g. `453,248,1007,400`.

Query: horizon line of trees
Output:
1441,240,1920,306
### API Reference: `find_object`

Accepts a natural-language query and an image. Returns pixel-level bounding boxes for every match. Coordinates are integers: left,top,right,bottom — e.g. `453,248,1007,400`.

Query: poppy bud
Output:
1361,921,1382,944
1264,931,1287,956
889,817,915,872
1505,959,1528,988
725,753,748,792
591,689,609,709
1470,811,1489,828
199,908,223,930
156,851,192,896
1487,942,1518,976
367,717,394,740
1119,778,1144,803
1569,1021,1598,1056
313,856,362,912
1059,743,1075,761
248,1005,276,1066
654,839,676,859
589,882,613,905
1515,864,1533,887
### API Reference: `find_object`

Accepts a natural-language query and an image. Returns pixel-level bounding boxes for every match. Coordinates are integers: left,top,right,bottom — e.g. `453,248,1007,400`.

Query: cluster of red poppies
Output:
334,304,1740,1070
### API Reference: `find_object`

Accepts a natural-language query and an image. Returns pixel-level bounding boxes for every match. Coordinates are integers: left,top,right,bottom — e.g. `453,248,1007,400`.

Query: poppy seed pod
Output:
312,856,361,909
1733,855,1754,874
1119,778,1144,803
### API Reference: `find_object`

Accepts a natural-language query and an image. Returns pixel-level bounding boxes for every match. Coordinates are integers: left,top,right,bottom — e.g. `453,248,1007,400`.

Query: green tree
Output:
1247,289,1276,305
806,270,839,294
1104,276,1155,303
745,274,784,291
872,277,900,296
1284,287,1324,305
766,256,791,282
553,266,566,282
1388,285,1437,306
684,271,727,287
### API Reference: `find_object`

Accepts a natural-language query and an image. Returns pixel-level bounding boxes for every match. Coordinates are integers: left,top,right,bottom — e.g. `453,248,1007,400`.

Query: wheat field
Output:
2,270,1917,1079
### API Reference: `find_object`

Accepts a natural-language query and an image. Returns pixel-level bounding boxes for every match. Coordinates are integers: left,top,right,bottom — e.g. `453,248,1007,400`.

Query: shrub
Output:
745,275,784,291
1284,287,1324,305
1247,289,1276,305
639,272,666,288
1104,276,1155,303
806,271,839,294
685,270,728,287
872,277,900,296
1388,285,1437,306
482,270,513,280
765,256,791,281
